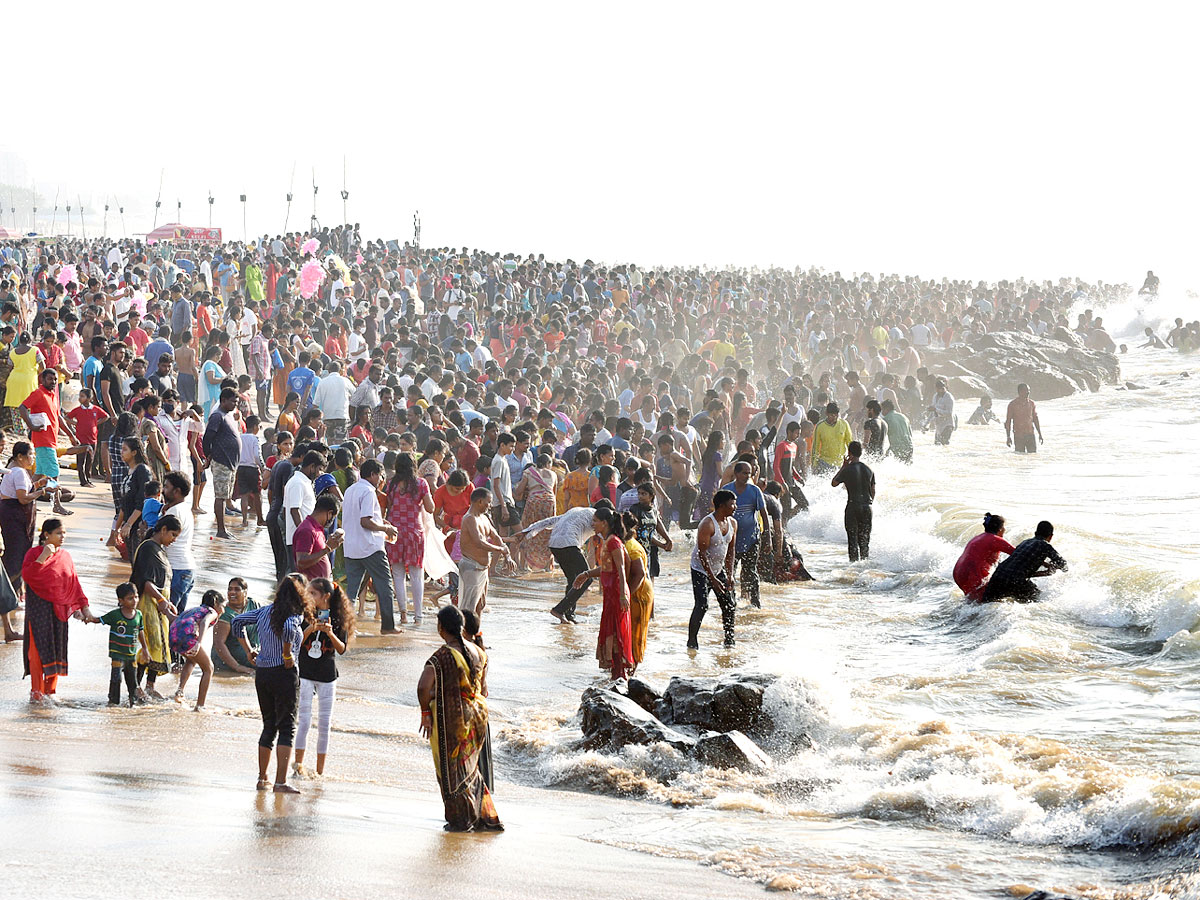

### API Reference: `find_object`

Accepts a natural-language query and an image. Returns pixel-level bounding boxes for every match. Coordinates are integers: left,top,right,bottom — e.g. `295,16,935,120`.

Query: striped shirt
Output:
231,604,302,667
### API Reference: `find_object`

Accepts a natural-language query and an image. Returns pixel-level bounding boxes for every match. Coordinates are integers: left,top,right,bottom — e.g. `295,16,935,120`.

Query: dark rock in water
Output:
620,677,662,715
579,687,696,752
925,331,1120,401
1020,892,1079,900
657,673,777,736
1124,381,1144,390
694,730,772,771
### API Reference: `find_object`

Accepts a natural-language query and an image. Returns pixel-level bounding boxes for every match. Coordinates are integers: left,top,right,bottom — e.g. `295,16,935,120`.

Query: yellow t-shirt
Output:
811,419,853,467
711,340,736,364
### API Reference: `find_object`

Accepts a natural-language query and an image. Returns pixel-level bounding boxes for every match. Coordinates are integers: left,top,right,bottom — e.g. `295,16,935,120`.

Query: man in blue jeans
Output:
342,460,400,633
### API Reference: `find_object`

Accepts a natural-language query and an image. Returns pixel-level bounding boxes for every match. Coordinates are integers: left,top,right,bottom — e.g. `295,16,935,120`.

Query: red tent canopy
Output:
145,222,184,241
0,226,14,239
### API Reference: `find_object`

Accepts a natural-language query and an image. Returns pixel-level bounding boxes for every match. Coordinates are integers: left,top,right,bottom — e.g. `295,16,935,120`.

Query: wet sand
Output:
0,482,764,900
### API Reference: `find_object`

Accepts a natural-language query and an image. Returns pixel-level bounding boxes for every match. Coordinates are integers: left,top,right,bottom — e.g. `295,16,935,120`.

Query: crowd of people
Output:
0,224,1135,828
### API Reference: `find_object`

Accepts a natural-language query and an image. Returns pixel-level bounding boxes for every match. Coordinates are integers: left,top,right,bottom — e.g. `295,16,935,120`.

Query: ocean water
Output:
496,294,1200,898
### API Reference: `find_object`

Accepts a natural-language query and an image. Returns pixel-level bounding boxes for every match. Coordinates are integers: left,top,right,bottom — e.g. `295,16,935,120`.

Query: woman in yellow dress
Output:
3,332,44,425
621,511,655,673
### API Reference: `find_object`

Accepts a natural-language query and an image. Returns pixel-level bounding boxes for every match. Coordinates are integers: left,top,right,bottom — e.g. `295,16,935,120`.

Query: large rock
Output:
615,677,662,715
656,674,776,737
694,730,772,771
963,331,1120,399
579,687,696,752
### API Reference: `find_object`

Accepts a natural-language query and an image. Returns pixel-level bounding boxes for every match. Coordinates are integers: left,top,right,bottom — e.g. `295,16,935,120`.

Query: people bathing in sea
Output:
980,520,1068,602
967,395,1000,425
953,513,1015,601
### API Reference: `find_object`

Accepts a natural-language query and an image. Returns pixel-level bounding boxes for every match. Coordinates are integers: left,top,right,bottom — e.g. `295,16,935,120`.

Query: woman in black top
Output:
293,577,355,777
117,437,153,561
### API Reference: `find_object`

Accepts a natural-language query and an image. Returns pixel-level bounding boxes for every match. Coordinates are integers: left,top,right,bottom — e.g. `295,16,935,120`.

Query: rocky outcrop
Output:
924,331,1120,401
656,673,776,738
579,687,696,752
578,674,788,772
695,730,772,771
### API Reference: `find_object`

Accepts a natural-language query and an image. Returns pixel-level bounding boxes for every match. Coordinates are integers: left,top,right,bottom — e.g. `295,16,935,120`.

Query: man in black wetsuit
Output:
831,440,875,562
981,520,1067,602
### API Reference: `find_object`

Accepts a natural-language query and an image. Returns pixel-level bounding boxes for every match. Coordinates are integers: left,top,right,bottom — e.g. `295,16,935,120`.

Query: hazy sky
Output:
3,1,1198,286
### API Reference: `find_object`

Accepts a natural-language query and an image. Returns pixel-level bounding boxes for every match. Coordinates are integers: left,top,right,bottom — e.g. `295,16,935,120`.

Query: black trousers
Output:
734,540,761,608
550,546,591,618
109,659,137,704
266,515,288,581
781,481,809,519
256,665,300,748
981,578,1040,603
845,502,873,562
688,569,736,647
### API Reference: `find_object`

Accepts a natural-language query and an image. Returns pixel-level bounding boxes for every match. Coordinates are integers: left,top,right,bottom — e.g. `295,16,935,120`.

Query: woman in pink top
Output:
953,513,1015,601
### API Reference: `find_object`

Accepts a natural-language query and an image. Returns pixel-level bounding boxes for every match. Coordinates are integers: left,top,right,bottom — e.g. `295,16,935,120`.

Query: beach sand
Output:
0,482,765,900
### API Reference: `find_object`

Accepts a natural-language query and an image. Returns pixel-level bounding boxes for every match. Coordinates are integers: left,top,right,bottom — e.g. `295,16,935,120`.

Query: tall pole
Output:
118,200,126,239
284,162,296,233
8,195,14,234
152,168,164,229
311,168,319,233
208,191,214,227
240,194,247,243
341,156,348,225
66,201,72,237
103,202,109,238
50,188,60,235
78,196,86,240
177,198,182,225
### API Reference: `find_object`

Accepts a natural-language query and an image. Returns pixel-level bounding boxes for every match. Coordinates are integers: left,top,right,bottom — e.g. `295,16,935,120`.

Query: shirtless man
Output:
655,433,698,529
1004,383,1043,453
459,487,512,618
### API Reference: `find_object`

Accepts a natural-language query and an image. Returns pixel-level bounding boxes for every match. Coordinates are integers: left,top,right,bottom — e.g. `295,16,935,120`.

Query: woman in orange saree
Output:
417,605,502,832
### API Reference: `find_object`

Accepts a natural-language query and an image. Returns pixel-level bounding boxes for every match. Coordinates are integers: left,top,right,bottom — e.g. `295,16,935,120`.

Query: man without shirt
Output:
459,487,513,620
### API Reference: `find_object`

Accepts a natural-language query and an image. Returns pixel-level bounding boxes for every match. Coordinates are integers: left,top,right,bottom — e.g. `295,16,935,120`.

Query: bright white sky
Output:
3,1,1198,286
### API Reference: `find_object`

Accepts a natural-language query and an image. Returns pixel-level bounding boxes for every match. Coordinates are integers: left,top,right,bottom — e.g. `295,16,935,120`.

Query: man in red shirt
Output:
293,494,343,580
124,310,150,356
20,368,76,514
771,420,808,521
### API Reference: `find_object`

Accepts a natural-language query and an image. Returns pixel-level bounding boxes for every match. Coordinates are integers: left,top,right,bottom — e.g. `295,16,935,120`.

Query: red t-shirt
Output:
125,327,150,356
292,515,331,580
67,404,109,445
773,440,797,483
23,386,61,449
457,438,480,475
953,532,1016,599
432,484,471,529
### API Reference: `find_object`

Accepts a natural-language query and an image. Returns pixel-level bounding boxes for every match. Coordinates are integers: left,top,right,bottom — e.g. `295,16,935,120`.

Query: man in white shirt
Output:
284,451,324,570
543,504,601,623
341,459,400,633
311,359,354,443
162,471,197,616
931,380,956,445
489,432,516,535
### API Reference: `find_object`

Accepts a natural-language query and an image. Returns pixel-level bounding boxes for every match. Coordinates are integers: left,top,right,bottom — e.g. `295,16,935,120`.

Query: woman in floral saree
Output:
417,605,502,832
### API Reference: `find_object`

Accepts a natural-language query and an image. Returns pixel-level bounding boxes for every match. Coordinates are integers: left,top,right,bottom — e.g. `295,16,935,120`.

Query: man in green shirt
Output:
881,399,913,464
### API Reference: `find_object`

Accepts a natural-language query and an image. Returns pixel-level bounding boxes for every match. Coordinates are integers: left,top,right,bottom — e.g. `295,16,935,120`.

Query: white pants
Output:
392,562,425,622
295,678,337,755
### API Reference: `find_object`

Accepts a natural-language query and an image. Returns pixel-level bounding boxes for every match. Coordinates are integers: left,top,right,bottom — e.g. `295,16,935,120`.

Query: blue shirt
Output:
231,604,302,667
720,481,767,552
81,355,104,396
143,339,173,369
286,367,317,407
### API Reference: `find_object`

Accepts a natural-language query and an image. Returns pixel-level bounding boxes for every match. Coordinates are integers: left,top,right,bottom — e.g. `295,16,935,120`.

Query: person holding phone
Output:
293,577,354,778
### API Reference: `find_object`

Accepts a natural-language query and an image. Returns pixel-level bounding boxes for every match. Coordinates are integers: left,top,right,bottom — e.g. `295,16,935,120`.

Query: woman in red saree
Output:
573,507,634,681
22,518,94,705
417,605,502,833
